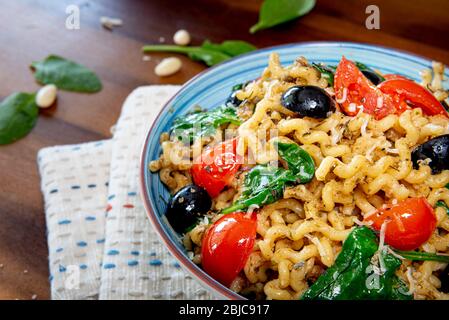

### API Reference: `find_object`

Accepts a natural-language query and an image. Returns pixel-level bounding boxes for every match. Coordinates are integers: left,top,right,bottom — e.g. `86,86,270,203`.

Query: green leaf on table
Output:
31,55,102,93
170,104,241,144
142,40,256,67
250,0,316,34
0,92,38,145
301,226,412,300
201,40,257,57
221,142,315,214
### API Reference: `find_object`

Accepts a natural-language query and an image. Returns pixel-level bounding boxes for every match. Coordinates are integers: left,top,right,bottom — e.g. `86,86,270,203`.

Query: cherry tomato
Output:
378,79,449,118
334,56,398,119
365,197,436,250
383,74,410,81
201,212,257,287
191,138,241,198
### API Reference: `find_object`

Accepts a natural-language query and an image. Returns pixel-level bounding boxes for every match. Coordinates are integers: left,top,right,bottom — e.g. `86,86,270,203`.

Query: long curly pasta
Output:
151,53,449,300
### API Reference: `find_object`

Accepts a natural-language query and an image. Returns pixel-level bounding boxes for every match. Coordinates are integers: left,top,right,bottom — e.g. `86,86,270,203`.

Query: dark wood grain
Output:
0,0,448,300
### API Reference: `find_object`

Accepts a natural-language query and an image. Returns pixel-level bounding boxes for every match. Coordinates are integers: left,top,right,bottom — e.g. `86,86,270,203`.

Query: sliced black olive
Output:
362,70,383,85
165,184,212,233
281,85,335,119
226,83,244,107
411,134,449,174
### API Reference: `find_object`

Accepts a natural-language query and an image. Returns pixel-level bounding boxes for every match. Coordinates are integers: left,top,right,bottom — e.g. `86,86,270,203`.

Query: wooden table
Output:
0,0,448,300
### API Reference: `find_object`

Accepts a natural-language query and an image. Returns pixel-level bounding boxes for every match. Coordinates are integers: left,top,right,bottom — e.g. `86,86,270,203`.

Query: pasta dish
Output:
150,53,449,300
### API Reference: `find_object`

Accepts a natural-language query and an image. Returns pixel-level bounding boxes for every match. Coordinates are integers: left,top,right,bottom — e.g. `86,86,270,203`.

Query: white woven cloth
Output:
37,85,214,300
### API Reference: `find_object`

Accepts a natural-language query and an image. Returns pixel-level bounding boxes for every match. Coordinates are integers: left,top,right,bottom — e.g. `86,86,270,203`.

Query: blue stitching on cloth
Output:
149,259,162,266
77,241,87,247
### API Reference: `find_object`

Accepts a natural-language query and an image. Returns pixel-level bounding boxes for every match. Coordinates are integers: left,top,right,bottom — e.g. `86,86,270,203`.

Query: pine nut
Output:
173,29,191,46
154,57,182,77
36,84,57,108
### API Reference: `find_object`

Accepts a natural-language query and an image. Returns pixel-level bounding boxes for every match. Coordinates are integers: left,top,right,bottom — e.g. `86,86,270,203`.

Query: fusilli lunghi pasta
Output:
151,53,449,300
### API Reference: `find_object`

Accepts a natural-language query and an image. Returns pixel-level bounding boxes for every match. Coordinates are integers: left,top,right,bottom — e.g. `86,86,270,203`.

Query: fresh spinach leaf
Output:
436,201,449,216
250,0,316,34
355,61,386,82
302,227,411,300
0,92,38,145
312,63,336,86
221,165,298,214
301,227,412,300
170,104,241,143
142,40,256,67
276,141,315,181
221,142,315,214
31,55,102,93
395,250,449,263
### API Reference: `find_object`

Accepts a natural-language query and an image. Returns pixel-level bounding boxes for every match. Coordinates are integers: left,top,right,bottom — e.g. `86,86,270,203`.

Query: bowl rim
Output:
139,40,443,300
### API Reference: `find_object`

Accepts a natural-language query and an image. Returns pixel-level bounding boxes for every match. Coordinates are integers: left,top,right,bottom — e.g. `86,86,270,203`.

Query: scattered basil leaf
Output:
221,142,315,214
250,0,316,34
394,250,449,263
302,227,412,300
142,40,256,67
0,92,38,145
170,104,241,144
201,40,257,57
31,55,102,93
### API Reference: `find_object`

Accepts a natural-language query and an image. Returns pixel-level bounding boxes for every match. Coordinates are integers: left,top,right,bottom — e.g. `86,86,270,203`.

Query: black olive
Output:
226,83,244,107
411,134,449,174
281,85,335,119
440,265,449,293
362,70,383,85
165,184,212,233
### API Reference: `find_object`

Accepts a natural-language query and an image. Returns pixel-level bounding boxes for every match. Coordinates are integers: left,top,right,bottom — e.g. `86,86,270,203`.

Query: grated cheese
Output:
336,88,347,103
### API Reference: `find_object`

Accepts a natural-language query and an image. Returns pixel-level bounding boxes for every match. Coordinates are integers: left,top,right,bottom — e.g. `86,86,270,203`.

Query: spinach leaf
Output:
301,226,412,300
221,165,298,214
395,250,449,263
31,55,102,93
170,104,241,143
276,141,315,181
312,63,336,86
436,201,449,216
0,92,38,145
221,142,315,214
142,40,256,67
250,0,316,34
355,61,386,82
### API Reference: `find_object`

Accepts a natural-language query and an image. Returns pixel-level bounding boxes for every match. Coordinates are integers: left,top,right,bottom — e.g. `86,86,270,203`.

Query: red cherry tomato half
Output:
201,212,257,287
191,138,241,198
383,74,410,81
365,197,437,251
378,79,449,118
334,56,398,119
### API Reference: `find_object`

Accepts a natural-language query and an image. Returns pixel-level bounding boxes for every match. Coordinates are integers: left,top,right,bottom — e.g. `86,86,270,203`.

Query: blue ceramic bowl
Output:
140,42,449,299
